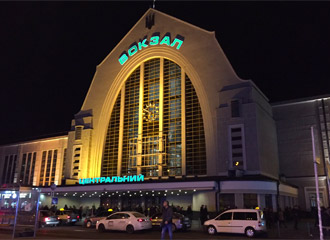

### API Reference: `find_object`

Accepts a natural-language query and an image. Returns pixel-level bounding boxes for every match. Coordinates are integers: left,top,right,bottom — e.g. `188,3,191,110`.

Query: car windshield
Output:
132,212,145,218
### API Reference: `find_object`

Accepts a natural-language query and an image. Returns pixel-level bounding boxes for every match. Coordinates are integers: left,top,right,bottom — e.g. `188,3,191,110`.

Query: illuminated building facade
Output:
3,8,327,212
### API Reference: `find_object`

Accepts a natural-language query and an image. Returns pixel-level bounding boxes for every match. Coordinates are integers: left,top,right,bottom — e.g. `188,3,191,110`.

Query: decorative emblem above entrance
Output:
118,33,184,66
143,102,159,122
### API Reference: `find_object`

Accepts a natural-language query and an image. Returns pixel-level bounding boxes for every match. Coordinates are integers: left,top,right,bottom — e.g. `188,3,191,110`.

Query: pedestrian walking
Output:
161,201,173,240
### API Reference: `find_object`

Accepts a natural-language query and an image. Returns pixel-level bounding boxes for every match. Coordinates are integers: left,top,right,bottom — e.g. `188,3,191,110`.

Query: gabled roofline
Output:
82,8,219,110
97,8,213,68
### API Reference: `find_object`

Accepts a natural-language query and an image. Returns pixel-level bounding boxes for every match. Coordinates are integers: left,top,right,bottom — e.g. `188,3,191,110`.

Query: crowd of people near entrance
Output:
263,206,301,230
39,203,194,219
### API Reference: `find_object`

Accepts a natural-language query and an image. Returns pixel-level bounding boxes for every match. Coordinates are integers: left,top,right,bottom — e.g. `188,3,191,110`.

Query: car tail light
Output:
258,221,264,227
150,218,152,221
137,218,143,222
67,216,71,219
45,217,50,221
77,216,80,219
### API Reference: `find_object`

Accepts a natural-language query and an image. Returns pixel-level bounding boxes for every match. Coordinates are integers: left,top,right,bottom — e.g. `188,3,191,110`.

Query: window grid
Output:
45,150,53,185
51,150,58,184
1,156,8,184
102,93,121,177
29,152,36,185
39,151,47,185
5,155,14,183
62,148,67,181
122,67,140,176
102,58,207,177
20,154,27,183
185,74,207,175
24,153,32,184
141,58,160,177
163,59,182,176
11,155,17,183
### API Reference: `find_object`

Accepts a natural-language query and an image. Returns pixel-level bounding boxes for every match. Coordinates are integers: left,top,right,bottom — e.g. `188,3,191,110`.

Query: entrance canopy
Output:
41,180,217,194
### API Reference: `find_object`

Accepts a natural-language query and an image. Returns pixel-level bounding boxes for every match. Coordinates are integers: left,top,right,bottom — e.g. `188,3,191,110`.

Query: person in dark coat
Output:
186,205,193,220
292,205,300,230
200,205,208,226
161,201,173,240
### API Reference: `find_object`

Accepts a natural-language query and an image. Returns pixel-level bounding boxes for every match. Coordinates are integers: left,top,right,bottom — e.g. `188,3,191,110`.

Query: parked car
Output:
38,210,59,227
96,211,152,233
151,212,191,231
56,210,80,225
84,211,110,228
204,209,266,238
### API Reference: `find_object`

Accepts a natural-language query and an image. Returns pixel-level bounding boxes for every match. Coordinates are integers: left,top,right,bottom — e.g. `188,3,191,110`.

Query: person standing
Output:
200,205,208,226
292,205,300,230
186,205,193,220
278,208,287,228
161,201,173,240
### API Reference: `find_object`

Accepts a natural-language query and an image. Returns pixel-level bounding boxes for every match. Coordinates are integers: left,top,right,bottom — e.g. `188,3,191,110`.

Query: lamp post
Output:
311,126,323,240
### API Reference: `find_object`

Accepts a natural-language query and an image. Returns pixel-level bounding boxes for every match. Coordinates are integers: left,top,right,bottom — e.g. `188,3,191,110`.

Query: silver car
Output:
38,210,59,227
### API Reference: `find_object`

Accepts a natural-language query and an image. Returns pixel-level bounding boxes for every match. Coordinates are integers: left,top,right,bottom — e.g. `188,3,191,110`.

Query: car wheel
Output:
171,223,176,232
207,225,217,235
98,224,105,233
245,227,255,238
86,221,92,228
126,225,134,234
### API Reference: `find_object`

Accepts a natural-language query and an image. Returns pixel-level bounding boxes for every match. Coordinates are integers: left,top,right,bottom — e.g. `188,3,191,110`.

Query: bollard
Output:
277,221,281,238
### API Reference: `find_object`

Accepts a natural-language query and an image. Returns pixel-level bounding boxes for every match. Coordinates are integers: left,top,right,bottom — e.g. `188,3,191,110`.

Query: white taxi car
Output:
204,209,266,238
96,211,152,233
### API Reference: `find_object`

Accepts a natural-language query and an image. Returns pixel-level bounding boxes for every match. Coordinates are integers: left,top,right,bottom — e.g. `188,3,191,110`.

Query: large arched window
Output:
102,58,206,177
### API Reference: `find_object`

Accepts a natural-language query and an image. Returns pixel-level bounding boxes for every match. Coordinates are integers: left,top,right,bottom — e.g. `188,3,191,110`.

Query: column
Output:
137,64,144,175
158,58,164,176
117,87,126,176
181,70,186,176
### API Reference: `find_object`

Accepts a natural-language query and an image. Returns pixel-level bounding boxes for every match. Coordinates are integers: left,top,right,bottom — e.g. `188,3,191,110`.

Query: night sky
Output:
1,1,330,144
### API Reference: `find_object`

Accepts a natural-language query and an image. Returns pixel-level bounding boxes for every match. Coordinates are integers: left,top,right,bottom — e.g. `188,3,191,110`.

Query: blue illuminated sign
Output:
79,174,145,185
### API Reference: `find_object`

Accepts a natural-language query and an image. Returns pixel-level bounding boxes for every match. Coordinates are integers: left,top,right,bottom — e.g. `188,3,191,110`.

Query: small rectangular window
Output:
231,100,240,118
75,126,83,140
231,128,241,133
231,136,242,141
